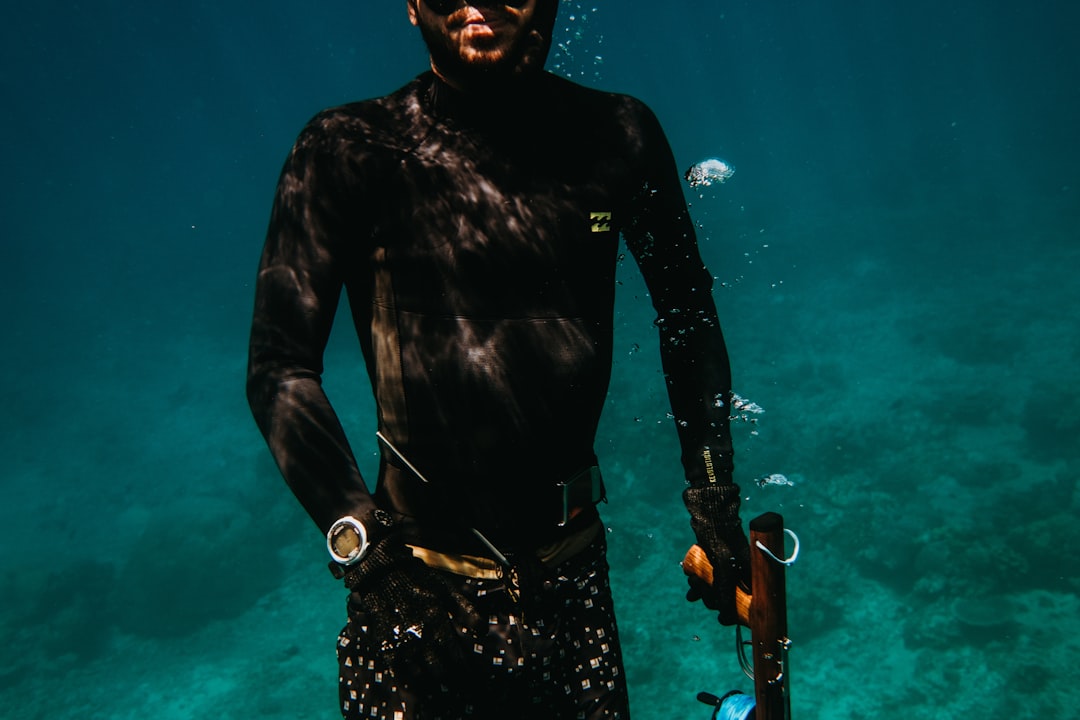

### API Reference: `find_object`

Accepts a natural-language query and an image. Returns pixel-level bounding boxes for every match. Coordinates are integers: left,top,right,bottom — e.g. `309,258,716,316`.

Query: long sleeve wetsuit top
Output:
247,71,733,553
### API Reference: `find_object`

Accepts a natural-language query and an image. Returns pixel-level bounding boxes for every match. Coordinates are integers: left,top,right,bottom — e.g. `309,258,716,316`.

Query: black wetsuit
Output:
248,70,733,546
247,71,733,719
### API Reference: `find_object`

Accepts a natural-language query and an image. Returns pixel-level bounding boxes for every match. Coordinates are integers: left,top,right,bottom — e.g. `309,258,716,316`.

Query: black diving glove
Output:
337,533,470,678
683,483,751,626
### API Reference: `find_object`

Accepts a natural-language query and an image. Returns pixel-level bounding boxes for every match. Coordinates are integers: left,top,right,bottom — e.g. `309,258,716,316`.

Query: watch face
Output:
332,526,361,559
328,516,369,564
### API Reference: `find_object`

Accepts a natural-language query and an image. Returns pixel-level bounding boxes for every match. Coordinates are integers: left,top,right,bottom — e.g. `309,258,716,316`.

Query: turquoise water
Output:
2,2,1077,718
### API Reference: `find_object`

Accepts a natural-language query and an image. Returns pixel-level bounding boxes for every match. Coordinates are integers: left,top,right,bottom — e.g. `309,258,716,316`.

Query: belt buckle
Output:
557,466,605,527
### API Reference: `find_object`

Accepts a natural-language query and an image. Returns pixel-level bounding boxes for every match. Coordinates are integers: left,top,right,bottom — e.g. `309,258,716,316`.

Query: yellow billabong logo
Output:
590,211,612,233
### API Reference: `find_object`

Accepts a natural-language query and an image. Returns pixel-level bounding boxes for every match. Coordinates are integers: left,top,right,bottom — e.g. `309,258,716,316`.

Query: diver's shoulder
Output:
296,75,431,149
540,73,658,125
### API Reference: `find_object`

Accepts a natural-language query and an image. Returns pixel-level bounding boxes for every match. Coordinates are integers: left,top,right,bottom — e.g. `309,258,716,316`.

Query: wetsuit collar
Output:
426,70,547,128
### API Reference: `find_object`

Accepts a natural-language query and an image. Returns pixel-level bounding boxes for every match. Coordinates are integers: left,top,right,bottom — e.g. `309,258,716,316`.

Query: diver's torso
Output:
331,73,651,536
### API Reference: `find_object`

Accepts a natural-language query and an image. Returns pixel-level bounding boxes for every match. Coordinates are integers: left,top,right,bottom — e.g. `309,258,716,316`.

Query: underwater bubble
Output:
755,473,795,488
731,393,764,415
684,158,735,188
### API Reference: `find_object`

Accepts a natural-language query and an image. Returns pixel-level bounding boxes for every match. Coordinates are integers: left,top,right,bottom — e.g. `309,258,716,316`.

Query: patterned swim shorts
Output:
337,532,630,720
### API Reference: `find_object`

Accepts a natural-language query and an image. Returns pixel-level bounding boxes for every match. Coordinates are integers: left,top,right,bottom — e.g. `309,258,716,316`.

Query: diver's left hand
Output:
683,484,751,626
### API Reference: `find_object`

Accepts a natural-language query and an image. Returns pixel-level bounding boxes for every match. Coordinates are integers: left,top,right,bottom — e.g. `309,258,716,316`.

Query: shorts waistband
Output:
408,519,603,580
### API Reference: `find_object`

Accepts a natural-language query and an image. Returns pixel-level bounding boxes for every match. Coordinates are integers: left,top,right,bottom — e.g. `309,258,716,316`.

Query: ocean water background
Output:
2,1,1077,718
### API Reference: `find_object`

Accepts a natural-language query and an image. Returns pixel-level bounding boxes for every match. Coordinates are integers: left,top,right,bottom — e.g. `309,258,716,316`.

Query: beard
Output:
418,18,546,85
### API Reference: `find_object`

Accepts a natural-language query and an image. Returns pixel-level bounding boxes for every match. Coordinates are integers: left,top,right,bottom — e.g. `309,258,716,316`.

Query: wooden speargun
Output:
681,512,798,720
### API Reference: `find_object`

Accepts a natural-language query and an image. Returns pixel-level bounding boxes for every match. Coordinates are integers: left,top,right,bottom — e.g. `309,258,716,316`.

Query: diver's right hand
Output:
339,534,470,678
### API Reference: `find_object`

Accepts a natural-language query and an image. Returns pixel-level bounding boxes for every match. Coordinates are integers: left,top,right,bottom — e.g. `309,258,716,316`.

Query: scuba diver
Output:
246,1,750,717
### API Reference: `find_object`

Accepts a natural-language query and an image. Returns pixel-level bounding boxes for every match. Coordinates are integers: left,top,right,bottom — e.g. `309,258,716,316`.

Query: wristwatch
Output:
326,516,370,566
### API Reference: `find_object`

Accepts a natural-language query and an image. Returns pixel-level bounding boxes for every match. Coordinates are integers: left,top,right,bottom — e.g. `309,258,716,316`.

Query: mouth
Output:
453,9,502,39
459,24,497,41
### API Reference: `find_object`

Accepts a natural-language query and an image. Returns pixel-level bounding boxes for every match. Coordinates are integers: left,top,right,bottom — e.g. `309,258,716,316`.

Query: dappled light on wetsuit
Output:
248,70,735,548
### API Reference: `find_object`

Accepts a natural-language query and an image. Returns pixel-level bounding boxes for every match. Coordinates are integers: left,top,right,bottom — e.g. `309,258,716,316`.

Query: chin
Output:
458,45,513,69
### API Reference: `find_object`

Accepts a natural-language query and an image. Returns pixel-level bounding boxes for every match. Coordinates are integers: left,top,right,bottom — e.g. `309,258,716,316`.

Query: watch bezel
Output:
327,515,370,565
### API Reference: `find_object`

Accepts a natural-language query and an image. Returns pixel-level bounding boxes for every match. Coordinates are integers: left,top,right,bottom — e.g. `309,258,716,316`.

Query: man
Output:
246,1,749,718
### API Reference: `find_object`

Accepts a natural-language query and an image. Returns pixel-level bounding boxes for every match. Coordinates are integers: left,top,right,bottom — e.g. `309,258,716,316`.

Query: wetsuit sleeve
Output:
246,116,378,536
623,103,735,488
